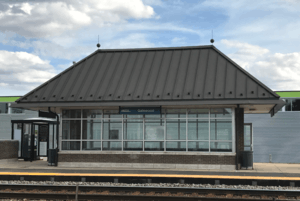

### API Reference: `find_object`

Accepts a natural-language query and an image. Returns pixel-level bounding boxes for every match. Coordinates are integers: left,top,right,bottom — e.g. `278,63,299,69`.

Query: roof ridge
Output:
95,45,214,53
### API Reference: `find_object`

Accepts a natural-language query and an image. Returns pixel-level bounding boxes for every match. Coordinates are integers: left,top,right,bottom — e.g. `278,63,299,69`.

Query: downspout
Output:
236,104,239,170
49,107,59,166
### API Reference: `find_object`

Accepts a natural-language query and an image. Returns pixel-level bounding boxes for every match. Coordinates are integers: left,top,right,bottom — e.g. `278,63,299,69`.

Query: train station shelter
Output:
11,45,285,170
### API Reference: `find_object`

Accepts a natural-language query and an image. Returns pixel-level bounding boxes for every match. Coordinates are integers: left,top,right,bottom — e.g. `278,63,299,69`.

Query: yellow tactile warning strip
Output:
0,172,300,181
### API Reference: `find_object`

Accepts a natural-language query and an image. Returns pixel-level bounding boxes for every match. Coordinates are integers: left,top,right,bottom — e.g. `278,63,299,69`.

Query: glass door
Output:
244,123,253,151
22,123,32,160
13,123,22,157
38,124,49,157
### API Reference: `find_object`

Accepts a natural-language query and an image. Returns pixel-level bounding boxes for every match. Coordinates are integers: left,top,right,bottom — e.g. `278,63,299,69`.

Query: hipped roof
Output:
14,45,284,115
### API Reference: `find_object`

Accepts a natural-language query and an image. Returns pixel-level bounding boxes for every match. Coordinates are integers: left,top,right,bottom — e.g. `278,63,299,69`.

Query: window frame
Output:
60,108,235,153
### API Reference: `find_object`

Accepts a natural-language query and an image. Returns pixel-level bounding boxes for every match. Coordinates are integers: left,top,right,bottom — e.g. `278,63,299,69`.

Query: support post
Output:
235,106,244,170
49,107,59,166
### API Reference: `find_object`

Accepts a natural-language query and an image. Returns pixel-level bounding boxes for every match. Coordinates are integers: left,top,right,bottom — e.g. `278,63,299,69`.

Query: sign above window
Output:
119,107,161,114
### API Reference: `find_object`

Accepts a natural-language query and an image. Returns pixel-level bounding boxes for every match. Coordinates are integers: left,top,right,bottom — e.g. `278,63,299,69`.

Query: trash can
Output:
241,151,253,169
48,149,57,166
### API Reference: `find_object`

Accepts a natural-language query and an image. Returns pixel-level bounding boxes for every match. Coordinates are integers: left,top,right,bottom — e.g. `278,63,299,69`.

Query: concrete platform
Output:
0,159,300,178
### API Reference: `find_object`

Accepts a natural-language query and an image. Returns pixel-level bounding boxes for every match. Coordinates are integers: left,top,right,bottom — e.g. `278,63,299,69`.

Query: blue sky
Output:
0,0,300,96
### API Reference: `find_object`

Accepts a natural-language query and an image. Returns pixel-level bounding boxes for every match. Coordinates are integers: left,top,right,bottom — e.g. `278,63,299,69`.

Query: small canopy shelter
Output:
11,117,58,162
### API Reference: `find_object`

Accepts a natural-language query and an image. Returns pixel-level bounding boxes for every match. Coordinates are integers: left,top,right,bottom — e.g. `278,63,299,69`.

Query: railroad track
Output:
0,184,300,200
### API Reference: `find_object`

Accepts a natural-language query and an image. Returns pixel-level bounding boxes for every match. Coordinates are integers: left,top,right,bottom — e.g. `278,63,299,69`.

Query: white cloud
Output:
0,50,57,94
0,0,155,38
172,37,186,45
0,83,8,87
197,0,300,54
142,0,164,6
105,33,155,49
221,40,300,91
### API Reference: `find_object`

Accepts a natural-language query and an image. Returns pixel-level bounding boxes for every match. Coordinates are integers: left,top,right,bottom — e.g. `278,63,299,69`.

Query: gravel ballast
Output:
0,180,299,191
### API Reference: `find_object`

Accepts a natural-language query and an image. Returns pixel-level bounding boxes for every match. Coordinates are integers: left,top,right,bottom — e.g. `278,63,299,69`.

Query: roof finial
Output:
210,30,214,44
96,35,101,49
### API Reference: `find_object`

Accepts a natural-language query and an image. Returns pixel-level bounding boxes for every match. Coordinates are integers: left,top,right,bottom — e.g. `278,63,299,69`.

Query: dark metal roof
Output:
16,45,280,105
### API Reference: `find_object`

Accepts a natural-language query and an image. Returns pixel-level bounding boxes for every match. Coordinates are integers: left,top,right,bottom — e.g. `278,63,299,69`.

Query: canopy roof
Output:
12,45,284,115
11,117,57,124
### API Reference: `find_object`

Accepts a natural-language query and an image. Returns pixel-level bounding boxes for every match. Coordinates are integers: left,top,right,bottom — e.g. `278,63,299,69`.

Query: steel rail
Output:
0,184,299,200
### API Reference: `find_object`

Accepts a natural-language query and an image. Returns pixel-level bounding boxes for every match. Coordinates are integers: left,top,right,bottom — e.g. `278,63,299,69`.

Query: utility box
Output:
241,151,253,169
48,149,57,166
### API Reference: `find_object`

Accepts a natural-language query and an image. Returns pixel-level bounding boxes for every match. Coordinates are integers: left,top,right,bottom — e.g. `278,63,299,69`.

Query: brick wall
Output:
235,107,244,169
0,140,18,159
58,153,235,165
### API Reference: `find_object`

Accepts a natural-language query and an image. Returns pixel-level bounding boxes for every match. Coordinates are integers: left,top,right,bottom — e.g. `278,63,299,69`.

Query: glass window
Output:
166,141,186,151
124,119,143,140
11,107,24,114
103,109,119,114
62,141,80,150
123,141,143,151
210,119,232,140
83,141,101,150
124,115,143,119
82,120,101,140
103,141,121,151
210,142,232,152
244,125,251,146
103,119,122,140
210,108,232,118
285,99,292,111
0,103,8,114
104,114,122,118
166,119,186,140
188,109,209,118
83,109,102,118
292,99,300,111
188,141,209,152
166,109,186,118
145,141,164,151
145,118,164,140
53,124,57,149
188,119,209,140
144,114,163,119
49,124,53,149
60,107,233,153
62,110,81,118
62,120,81,139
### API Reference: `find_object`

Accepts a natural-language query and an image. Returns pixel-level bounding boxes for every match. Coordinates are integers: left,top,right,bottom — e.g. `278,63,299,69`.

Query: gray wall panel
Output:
245,112,300,163
0,110,38,139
